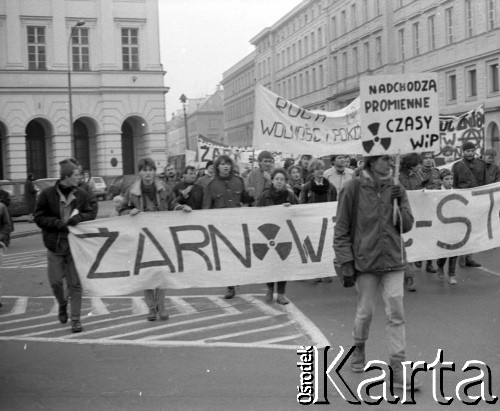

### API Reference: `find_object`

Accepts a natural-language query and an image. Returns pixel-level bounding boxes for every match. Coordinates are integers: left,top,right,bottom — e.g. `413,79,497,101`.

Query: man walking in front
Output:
334,155,421,391
34,159,97,333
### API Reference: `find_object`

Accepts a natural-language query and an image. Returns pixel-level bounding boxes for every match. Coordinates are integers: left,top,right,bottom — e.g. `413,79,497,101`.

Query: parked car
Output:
0,180,28,217
105,174,137,200
91,176,107,201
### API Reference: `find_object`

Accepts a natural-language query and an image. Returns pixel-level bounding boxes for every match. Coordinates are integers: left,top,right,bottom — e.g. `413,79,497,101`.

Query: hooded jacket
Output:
334,170,414,274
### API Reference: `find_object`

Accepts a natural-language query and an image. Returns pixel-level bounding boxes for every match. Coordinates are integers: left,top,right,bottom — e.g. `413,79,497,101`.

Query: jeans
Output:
47,250,82,320
266,281,286,294
437,256,458,275
144,288,166,311
353,270,405,362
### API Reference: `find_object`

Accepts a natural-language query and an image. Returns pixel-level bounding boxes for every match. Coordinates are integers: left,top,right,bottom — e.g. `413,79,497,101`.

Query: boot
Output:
71,319,82,333
224,286,236,299
147,308,157,321
276,294,289,305
391,358,422,391
465,257,481,267
406,277,416,292
264,287,273,303
425,261,437,273
350,343,365,373
58,303,68,324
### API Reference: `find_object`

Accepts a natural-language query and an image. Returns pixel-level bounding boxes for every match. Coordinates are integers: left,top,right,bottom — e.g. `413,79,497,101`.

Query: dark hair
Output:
213,155,234,176
257,151,274,162
183,165,195,175
421,152,434,160
349,158,357,168
331,155,345,162
270,168,288,181
308,158,325,173
205,160,214,168
363,156,381,170
283,158,295,170
287,165,303,181
440,169,452,179
138,157,156,172
400,153,422,171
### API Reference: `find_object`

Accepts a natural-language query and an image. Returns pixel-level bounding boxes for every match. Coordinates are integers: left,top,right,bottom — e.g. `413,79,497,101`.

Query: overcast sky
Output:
158,0,303,116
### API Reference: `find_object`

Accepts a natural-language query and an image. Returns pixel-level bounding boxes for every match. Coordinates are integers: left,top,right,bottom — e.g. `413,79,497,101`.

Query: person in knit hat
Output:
34,158,97,333
483,148,500,184
451,141,487,267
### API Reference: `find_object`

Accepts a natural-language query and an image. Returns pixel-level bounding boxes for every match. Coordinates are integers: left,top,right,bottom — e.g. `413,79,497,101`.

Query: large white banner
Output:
70,183,500,296
253,83,361,157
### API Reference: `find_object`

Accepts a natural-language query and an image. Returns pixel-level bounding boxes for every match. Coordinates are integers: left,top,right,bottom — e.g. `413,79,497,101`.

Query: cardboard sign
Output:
360,73,440,155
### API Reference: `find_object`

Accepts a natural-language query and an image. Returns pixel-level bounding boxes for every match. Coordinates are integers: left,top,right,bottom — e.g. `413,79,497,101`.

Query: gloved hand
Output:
56,221,69,233
66,217,79,226
391,185,403,204
341,261,356,288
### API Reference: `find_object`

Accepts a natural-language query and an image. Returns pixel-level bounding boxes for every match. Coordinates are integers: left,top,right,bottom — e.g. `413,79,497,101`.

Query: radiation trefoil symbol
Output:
252,224,292,261
362,122,391,153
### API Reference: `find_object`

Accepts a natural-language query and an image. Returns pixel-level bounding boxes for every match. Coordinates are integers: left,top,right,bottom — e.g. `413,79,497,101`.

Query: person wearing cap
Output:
34,159,97,333
483,148,500,184
245,151,275,204
451,141,487,267
324,155,354,194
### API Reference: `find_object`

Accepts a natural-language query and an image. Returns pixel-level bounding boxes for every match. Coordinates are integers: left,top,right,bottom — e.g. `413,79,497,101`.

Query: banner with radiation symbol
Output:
70,183,500,296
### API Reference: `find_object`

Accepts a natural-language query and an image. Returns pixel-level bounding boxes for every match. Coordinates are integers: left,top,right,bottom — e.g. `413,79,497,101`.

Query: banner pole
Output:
393,152,401,226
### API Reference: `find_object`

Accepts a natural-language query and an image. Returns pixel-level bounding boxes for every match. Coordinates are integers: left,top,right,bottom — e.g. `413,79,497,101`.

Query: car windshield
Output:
92,177,105,184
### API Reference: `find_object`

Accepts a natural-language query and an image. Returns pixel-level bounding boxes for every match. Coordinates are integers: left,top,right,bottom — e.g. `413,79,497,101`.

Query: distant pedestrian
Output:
483,148,500,184
452,141,486,267
334,155,421,391
24,173,38,223
436,169,458,285
119,157,191,321
0,201,13,309
34,159,97,333
256,168,298,305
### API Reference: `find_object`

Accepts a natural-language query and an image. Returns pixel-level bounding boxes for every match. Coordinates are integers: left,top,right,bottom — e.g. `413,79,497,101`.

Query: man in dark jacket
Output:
173,165,204,210
34,159,97,333
451,141,486,267
334,155,421,392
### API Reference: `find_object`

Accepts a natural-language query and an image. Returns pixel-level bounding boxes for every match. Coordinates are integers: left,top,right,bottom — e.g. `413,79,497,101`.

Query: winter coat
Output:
398,169,423,191
452,158,487,188
34,181,97,254
202,174,253,209
256,186,298,207
24,178,38,214
334,170,414,274
0,202,13,248
119,179,177,213
173,181,204,210
299,178,337,204
485,163,500,184
245,168,271,203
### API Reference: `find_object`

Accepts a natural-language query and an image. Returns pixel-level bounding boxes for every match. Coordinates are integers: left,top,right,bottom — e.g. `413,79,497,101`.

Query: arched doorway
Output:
74,120,90,171
26,119,48,179
121,120,135,175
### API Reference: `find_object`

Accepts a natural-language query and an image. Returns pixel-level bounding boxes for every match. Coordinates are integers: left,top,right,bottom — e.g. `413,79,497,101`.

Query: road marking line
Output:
0,313,54,325
0,319,62,334
247,333,306,345
89,298,110,315
142,315,272,342
168,296,197,314
238,294,283,316
479,267,500,277
0,336,309,350
106,312,236,340
283,301,331,347
131,297,148,314
205,320,295,342
2,250,46,256
206,296,240,314
2,297,29,316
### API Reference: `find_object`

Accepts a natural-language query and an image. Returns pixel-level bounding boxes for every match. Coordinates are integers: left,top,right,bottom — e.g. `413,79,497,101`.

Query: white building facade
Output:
0,0,168,180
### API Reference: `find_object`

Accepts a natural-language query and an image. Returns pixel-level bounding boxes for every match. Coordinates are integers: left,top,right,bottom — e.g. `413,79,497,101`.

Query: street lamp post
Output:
68,21,85,140
179,94,189,151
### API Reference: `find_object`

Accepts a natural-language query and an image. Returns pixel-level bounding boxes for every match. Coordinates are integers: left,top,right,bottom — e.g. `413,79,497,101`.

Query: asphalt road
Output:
0,203,499,410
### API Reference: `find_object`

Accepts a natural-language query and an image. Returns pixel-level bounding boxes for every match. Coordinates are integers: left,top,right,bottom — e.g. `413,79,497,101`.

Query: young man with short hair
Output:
34,159,97,333
324,154,354,193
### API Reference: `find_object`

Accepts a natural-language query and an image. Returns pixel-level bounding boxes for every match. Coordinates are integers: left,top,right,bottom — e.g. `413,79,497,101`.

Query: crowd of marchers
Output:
0,142,498,393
